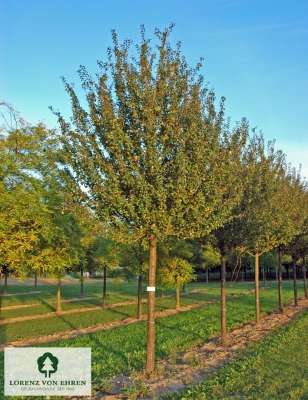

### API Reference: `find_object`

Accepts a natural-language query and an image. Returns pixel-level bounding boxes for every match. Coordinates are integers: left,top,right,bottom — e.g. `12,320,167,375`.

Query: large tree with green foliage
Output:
0,102,84,301
53,25,248,373
239,134,306,323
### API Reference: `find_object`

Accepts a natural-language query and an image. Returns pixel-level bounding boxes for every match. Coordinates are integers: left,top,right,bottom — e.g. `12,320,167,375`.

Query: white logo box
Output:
5,347,91,396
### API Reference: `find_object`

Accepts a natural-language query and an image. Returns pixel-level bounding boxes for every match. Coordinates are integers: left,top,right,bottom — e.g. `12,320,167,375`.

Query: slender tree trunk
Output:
34,270,38,292
56,278,61,313
255,253,260,326
4,272,8,295
161,288,164,298
278,247,284,313
102,265,107,308
293,256,298,307
263,267,266,287
182,284,186,293
137,273,143,319
176,287,180,310
303,256,308,299
221,253,227,345
288,266,291,280
80,268,84,299
206,268,209,284
146,234,157,374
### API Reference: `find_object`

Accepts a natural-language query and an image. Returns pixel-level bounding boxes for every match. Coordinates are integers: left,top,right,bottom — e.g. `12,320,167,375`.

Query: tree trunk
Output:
206,268,209,284
221,253,227,345
262,267,266,287
161,288,164,298
34,270,38,291
182,284,186,293
137,273,143,320
240,257,244,282
293,256,298,307
278,247,284,313
56,278,61,313
102,265,107,308
146,234,157,374
4,271,8,295
303,256,308,299
254,253,260,326
80,268,84,299
176,287,180,310
288,266,291,280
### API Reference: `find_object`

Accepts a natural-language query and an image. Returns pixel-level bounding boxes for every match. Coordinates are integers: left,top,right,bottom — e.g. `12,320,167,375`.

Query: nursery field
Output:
0,277,307,399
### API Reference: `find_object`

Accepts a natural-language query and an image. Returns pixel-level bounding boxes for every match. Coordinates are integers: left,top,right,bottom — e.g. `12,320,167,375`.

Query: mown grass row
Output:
0,281,253,343
0,280,304,399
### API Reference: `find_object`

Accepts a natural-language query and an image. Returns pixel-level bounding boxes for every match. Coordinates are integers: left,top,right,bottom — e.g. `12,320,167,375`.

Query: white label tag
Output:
147,286,155,291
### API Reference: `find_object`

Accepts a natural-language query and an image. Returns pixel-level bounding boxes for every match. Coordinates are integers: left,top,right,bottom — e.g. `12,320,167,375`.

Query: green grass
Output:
165,309,308,400
0,280,256,343
0,279,304,399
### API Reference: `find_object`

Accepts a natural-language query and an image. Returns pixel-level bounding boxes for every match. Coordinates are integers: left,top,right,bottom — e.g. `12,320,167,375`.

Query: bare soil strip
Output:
0,291,41,297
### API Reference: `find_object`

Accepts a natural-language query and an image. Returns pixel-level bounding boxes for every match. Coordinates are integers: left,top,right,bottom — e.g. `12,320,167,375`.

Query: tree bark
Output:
293,256,298,307
137,273,143,319
303,256,308,299
161,288,164,298
34,270,38,292
146,234,157,374
182,284,186,293
263,267,266,287
4,271,8,295
221,253,227,345
176,287,180,310
56,278,61,313
206,267,209,284
80,268,84,299
254,253,260,326
102,265,107,308
278,247,284,313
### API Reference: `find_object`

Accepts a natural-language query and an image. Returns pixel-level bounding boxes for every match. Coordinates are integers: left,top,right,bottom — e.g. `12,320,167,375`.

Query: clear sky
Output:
1,0,307,177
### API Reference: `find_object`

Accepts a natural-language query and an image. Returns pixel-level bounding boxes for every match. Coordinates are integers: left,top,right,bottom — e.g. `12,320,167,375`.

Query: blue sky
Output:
1,0,308,176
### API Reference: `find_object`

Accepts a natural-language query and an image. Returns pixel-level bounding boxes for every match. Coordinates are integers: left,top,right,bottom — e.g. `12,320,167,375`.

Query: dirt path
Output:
91,297,308,400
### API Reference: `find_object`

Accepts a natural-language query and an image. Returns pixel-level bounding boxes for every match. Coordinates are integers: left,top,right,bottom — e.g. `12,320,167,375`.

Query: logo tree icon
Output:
37,352,58,378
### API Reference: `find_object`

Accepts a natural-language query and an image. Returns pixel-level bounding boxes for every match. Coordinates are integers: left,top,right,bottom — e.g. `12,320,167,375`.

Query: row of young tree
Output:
1,25,308,373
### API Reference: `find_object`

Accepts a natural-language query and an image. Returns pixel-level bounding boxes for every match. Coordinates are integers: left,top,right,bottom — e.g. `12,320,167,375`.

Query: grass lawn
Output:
0,279,254,343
